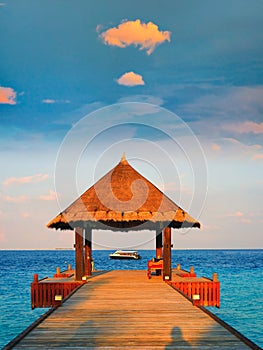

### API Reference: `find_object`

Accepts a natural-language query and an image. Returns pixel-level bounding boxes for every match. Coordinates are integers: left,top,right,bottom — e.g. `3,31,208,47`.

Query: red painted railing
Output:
169,280,220,308
31,281,83,309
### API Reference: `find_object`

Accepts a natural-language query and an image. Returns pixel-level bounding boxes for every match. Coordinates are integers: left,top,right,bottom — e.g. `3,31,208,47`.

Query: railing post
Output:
213,273,218,282
33,274,38,283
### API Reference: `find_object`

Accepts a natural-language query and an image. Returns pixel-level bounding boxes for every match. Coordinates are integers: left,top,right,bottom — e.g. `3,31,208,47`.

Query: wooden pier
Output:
8,157,260,349
6,270,259,349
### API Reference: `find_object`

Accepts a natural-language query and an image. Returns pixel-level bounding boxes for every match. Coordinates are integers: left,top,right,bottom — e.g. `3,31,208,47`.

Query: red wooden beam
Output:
155,230,163,259
84,227,92,276
75,227,84,281
163,227,172,281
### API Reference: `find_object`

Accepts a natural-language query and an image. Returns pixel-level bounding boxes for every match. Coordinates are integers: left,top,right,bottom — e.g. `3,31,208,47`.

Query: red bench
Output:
147,259,163,279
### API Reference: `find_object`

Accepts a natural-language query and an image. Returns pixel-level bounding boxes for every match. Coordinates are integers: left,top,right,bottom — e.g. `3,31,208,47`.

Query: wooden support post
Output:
163,227,172,281
84,227,92,276
156,230,163,259
75,227,84,281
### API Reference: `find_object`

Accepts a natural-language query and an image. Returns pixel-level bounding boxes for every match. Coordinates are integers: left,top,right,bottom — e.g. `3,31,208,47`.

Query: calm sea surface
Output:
0,249,262,349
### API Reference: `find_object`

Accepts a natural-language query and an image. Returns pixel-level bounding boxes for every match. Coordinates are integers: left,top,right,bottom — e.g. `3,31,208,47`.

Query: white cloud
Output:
181,85,263,121
117,71,145,86
42,99,70,104
3,174,49,186
117,95,164,106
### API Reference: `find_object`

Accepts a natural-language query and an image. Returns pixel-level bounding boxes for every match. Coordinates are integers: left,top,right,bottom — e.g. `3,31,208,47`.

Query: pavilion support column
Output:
163,227,172,281
156,230,163,259
156,230,163,276
84,227,92,276
75,227,84,281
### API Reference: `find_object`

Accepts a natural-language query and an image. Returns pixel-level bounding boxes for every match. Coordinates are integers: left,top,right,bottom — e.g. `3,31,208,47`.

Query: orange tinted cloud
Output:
100,19,171,55
0,86,16,105
117,71,145,86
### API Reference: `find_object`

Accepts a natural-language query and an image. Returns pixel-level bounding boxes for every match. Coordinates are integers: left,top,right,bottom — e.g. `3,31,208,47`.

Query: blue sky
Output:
0,0,262,249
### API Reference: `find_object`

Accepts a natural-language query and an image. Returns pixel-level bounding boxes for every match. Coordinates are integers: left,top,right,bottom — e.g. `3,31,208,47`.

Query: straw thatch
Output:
47,154,200,231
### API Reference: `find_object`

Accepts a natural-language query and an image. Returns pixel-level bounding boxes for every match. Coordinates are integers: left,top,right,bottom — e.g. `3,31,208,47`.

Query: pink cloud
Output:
0,231,7,243
211,143,221,152
3,174,48,186
226,211,254,224
100,19,171,55
202,224,221,231
228,211,244,217
117,71,145,86
0,86,16,105
225,121,263,134
252,153,263,160
38,190,58,201
240,218,251,224
42,99,56,104
4,195,29,203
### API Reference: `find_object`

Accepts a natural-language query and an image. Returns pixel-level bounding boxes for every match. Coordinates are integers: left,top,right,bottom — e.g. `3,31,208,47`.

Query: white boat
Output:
109,250,141,260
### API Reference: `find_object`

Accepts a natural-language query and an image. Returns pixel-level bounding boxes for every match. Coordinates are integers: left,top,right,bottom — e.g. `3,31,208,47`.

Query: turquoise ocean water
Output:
0,249,262,349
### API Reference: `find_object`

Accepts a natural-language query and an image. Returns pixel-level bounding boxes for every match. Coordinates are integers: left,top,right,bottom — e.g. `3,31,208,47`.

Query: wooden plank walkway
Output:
12,270,255,349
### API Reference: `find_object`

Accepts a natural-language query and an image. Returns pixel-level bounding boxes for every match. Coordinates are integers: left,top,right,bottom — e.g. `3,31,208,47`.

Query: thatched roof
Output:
47,154,200,231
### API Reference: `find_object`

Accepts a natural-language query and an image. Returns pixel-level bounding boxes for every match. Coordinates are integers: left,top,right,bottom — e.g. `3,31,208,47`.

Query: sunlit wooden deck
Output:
11,270,256,349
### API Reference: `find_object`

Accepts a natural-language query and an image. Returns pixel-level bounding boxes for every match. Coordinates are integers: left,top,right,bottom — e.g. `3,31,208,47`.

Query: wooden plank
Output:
11,270,257,349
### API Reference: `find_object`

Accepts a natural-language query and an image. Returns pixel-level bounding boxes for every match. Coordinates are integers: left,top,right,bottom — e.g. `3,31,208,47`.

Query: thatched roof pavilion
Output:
47,154,200,281
47,154,200,231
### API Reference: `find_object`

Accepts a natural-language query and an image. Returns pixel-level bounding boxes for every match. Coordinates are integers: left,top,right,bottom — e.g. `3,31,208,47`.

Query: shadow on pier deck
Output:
4,270,261,349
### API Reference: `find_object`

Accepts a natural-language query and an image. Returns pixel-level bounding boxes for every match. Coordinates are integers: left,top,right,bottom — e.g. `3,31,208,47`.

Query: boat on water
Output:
109,250,141,260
